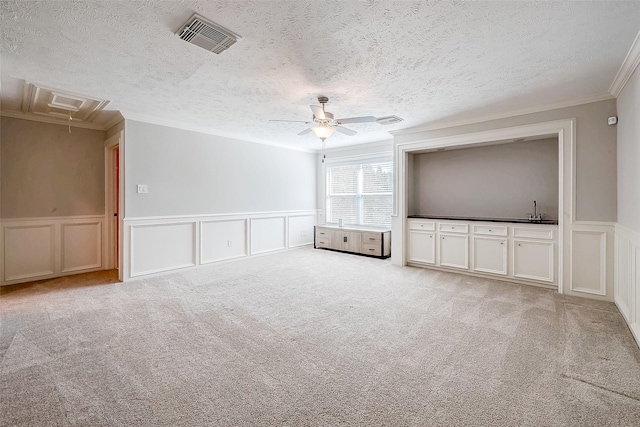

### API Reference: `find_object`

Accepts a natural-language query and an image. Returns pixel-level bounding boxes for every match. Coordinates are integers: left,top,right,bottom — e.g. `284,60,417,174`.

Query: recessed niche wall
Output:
409,138,559,220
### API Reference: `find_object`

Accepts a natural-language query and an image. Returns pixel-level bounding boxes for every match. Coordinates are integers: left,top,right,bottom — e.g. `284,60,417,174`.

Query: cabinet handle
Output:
518,243,521,246
369,237,375,240
489,229,492,232
442,237,445,240
369,248,375,251
501,242,503,245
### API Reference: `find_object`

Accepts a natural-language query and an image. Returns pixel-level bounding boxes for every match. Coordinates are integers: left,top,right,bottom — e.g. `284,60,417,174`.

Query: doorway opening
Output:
104,131,122,278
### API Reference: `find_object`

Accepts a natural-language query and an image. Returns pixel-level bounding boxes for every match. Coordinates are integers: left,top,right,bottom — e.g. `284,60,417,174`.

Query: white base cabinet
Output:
473,237,507,275
513,239,553,282
439,234,468,269
409,231,435,264
408,219,557,287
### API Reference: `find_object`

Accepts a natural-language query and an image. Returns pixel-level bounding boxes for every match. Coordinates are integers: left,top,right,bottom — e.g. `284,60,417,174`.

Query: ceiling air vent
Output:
376,115,404,125
176,13,240,54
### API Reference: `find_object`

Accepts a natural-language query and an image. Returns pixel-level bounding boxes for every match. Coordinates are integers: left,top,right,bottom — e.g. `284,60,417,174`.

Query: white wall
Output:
617,69,640,232
120,120,318,281
124,120,316,218
615,65,640,347
411,138,559,220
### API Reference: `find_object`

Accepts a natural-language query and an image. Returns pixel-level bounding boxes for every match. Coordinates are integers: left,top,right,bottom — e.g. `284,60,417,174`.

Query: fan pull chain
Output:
68,113,72,133
321,139,326,163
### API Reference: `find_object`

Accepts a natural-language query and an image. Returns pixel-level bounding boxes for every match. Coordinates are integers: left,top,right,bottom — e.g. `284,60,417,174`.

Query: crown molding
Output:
120,110,316,154
0,110,107,131
609,29,640,97
390,93,614,137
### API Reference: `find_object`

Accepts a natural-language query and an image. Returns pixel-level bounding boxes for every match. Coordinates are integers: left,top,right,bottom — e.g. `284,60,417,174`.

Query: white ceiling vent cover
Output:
176,14,241,54
376,115,404,125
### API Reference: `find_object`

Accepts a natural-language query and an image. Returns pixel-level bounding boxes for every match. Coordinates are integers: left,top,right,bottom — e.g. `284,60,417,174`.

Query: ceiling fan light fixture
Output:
311,123,335,140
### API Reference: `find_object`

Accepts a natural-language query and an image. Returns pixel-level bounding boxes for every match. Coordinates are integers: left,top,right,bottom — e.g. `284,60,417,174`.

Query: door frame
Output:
104,130,124,279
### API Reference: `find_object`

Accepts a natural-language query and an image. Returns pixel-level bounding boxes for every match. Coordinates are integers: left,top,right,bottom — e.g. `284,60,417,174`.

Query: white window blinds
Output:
326,160,393,228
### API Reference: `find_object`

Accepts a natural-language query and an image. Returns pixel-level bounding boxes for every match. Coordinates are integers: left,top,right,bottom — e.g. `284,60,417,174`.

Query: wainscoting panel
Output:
615,224,640,348
62,222,102,273
615,234,632,322
288,215,315,248
130,222,196,277
250,217,286,255
1,216,106,286
123,211,317,281
570,230,607,296
3,224,55,282
201,219,247,264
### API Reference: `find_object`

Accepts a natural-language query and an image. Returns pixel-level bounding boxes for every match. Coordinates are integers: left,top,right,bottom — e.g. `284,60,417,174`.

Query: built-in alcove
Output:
407,136,559,222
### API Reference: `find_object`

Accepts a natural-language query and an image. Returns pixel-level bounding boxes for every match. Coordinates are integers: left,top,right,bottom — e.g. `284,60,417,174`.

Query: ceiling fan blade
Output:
298,128,312,136
336,116,377,124
270,120,313,124
336,126,357,136
310,105,325,120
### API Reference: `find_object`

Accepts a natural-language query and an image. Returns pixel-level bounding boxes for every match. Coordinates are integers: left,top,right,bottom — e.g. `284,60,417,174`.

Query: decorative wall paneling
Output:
1,215,105,286
122,211,316,281
615,224,640,348
569,222,615,297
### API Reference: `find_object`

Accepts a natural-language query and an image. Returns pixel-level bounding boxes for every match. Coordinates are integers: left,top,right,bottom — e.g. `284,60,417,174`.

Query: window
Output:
326,159,393,228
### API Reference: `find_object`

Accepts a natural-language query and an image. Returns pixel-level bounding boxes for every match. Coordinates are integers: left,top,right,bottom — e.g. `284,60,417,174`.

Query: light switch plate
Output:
137,184,148,194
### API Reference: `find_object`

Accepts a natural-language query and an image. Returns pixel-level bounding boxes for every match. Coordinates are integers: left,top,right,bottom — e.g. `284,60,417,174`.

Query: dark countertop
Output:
407,215,558,225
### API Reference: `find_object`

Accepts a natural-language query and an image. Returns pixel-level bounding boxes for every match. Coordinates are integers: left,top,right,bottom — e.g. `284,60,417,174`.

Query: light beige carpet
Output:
1,247,640,426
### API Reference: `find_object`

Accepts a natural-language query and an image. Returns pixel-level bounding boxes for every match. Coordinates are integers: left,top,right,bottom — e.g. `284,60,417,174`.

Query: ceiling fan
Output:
270,96,377,141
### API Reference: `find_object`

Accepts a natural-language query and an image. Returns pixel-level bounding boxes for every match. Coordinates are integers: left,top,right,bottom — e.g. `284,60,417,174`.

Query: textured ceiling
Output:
1,1,639,150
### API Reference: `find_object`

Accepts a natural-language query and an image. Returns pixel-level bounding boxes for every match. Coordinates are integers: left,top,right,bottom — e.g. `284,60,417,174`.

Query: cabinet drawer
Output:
315,238,330,248
474,225,508,236
315,228,331,239
361,243,382,256
438,223,469,234
362,232,381,243
409,221,435,231
513,227,554,240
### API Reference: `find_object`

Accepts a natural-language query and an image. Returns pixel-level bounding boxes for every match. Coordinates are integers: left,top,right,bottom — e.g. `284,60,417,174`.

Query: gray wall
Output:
396,99,617,222
411,138,558,220
617,67,640,231
124,120,317,218
1,117,105,218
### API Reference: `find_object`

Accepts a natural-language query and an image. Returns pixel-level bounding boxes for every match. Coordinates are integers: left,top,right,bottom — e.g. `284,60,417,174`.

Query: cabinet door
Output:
439,234,468,269
473,237,507,275
330,230,343,250
343,231,361,253
513,240,553,282
409,231,435,264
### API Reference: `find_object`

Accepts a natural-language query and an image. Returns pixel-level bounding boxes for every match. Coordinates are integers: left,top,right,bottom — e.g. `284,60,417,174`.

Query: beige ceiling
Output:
1,1,639,150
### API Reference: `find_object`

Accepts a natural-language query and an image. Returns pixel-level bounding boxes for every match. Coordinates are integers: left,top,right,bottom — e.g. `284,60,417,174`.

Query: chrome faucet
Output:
528,200,543,222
